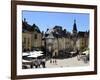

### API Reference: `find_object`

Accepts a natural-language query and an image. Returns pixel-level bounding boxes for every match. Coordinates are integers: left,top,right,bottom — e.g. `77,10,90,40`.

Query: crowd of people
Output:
31,58,46,68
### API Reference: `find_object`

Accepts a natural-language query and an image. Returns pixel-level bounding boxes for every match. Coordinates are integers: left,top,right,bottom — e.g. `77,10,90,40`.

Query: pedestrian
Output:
77,50,81,61
31,59,35,68
34,59,38,68
42,58,46,68
39,58,42,67
50,59,52,63
37,59,41,68
30,63,33,68
76,49,79,55
55,59,57,65
52,56,55,64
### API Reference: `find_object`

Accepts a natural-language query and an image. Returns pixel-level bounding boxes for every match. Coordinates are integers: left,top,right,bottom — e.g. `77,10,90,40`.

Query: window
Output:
28,38,30,47
34,34,37,39
24,37,26,44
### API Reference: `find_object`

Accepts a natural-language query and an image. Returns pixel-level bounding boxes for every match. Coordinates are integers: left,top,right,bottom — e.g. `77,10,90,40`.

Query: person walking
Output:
77,50,81,61
34,59,38,68
42,58,46,68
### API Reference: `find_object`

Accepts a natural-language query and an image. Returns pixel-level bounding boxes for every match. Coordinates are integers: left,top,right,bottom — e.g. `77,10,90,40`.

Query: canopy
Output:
22,52,30,56
83,50,89,55
28,51,43,58
70,51,76,54
27,53,43,58
37,51,43,54
30,51,43,55
22,60,32,62
28,55,38,58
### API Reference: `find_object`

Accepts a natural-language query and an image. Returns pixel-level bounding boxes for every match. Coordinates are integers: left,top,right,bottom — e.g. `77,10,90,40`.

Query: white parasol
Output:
70,51,76,55
83,50,89,55
27,54,43,58
37,51,43,54
22,52,30,56
28,53,43,58
22,59,32,63
30,51,43,55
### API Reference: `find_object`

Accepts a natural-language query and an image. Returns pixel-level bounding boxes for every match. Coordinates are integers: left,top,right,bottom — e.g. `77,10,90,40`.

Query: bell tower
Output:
72,19,78,51
73,20,77,34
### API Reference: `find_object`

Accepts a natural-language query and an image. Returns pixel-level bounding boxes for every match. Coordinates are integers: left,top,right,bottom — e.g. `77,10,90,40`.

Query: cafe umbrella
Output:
27,52,43,58
22,52,30,56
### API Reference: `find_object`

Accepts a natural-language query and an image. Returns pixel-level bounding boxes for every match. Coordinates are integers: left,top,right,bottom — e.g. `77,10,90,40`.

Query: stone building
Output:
44,20,89,57
76,31,89,51
31,25,42,49
22,18,89,58
22,31,32,51
22,19,42,52
71,20,78,51
45,26,74,57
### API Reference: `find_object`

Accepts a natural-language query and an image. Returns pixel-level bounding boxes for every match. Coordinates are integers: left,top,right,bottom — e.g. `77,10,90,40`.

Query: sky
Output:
22,10,89,32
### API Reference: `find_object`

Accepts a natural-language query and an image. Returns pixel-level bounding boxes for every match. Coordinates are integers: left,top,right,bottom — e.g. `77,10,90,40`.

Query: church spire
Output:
74,19,76,23
73,19,77,33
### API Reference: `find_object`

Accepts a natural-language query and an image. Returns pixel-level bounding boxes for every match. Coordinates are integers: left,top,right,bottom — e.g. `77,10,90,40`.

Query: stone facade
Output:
22,19,89,57
22,19,42,52
44,20,89,57
31,31,42,49
76,31,89,51
22,32,32,51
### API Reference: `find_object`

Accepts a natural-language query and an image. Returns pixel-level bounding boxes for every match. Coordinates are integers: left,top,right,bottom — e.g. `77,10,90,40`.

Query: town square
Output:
22,11,89,69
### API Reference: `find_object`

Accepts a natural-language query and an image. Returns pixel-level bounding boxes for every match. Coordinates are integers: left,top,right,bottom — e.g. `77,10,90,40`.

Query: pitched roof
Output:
78,31,89,37
22,21,41,33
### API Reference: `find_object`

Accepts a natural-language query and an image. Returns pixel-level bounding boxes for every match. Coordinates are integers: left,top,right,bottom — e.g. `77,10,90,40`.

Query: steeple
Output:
73,19,77,34
23,18,27,24
24,18,26,22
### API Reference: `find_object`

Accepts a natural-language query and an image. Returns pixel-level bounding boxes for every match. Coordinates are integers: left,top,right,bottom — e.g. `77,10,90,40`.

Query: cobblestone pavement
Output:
45,56,89,68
